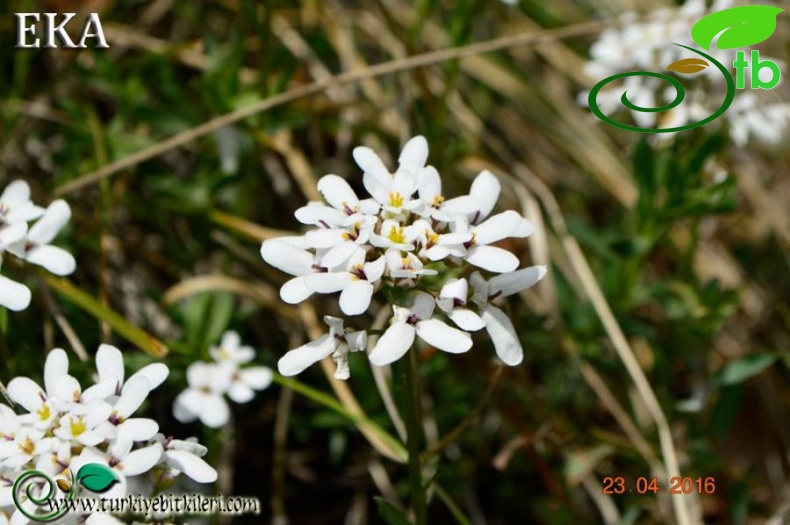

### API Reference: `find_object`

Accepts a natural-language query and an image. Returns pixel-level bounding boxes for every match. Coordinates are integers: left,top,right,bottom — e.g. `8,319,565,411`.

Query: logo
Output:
588,5,783,133
12,463,119,522
14,13,109,49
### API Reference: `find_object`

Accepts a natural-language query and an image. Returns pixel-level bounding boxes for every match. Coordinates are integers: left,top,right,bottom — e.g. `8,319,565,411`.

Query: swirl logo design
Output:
12,463,119,522
588,5,784,133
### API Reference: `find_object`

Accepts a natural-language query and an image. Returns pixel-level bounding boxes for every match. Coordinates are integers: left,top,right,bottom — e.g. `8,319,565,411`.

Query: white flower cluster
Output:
261,136,546,379
0,181,76,312
582,0,789,145
173,331,273,429
0,346,217,525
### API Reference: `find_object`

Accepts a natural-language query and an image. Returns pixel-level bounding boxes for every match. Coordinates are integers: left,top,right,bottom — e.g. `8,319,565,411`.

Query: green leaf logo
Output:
75,464,119,493
691,5,783,50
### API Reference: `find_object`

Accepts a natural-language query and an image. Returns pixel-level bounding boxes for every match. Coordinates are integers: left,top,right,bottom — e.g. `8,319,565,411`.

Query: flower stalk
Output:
401,347,427,525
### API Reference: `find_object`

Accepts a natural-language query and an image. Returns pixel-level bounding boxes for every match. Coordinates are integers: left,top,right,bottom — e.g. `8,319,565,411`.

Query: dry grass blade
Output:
162,274,299,321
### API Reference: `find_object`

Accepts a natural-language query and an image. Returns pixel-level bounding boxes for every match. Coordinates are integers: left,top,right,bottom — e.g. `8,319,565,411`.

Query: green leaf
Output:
76,464,119,493
691,5,783,50
43,275,168,358
716,354,777,386
374,497,413,525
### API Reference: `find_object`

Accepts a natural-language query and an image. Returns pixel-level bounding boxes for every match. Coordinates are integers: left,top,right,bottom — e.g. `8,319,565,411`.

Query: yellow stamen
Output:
70,417,86,437
387,225,406,244
37,404,51,422
431,195,445,207
19,437,35,455
388,192,404,208
426,231,439,247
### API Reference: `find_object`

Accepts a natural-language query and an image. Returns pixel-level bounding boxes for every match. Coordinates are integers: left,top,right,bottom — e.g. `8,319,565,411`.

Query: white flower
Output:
369,291,472,366
95,344,169,397
260,237,328,304
278,316,367,379
409,219,469,262
0,181,44,227
0,222,31,312
305,215,377,268
354,135,427,217
435,278,485,332
70,438,163,499
9,200,75,276
296,175,380,227
412,166,479,222
0,425,55,470
451,210,526,273
304,253,386,315
173,362,233,428
469,266,546,365
154,434,218,484
383,248,437,283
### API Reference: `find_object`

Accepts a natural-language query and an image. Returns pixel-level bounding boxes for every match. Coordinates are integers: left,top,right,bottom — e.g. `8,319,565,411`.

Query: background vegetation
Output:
1,0,789,523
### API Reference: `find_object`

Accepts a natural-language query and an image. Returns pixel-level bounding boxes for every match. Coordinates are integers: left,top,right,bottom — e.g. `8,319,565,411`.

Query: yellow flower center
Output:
388,192,404,208
19,437,35,455
401,258,413,270
426,231,439,248
37,404,51,422
387,226,406,244
431,195,445,208
70,417,86,437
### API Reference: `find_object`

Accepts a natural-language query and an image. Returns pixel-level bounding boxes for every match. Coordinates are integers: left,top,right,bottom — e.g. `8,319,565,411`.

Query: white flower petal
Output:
469,170,501,221
320,240,360,268
121,443,163,476
440,195,478,215
278,334,336,376
241,367,273,390
317,175,359,210
25,245,75,276
440,278,468,302
128,363,169,391
0,222,27,248
27,200,70,245
417,166,441,200
473,210,522,245
411,291,436,320
304,272,352,294
165,450,218,483
416,319,472,353
0,275,31,311
489,265,547,297
481,305,523,366
280,276,314,304
295,202,346,226
44,348,69,397
7,377,44,413
448,308,486,332
353,146,391,185
96,344,125,388
305,230,346,251
200,395,230,428
5,202,44,225
398,136,428,176
339,280,374,315
512,218,537,238
1,180,31,207
260,239,314,276
364,256,386,282
173,390,202,422
368,322,415,366
227,383,255,403
116,418,159,441
114,375,151,418
465,246,520,273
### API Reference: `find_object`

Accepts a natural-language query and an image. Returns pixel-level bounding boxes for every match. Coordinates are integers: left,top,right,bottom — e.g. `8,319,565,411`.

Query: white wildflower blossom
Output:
173,331,272,428
0,181,76,312
262,136,545,377
278,316,367,379
0,345,216,523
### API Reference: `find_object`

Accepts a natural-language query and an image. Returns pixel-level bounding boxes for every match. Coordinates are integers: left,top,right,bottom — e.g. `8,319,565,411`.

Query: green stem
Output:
401,347,427,525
